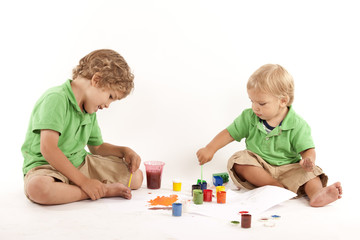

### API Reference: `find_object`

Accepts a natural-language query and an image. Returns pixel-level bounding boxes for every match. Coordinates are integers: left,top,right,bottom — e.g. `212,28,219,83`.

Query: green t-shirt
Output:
227,106,315,166
22,80,103,175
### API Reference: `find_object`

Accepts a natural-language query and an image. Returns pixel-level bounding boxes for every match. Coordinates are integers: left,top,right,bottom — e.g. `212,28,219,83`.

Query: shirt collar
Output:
280,106,296,130
63,79,83,114
63,80,92,125
251,105,296,132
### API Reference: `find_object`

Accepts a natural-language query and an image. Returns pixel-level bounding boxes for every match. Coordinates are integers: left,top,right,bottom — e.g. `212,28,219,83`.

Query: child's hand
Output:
123,148,141,173
80,178,106,200
299,157,315,172
196,147,215,165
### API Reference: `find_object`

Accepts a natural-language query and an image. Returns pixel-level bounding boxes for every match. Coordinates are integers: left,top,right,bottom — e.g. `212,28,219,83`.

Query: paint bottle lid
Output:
264,221,276,227
239,211,249,215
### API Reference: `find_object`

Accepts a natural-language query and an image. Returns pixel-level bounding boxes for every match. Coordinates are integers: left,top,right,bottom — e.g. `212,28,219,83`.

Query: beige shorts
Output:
24,154,131,198
227,150,328,196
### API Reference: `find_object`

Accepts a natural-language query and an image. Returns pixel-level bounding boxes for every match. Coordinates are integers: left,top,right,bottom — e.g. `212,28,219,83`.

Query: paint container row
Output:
192,188,226,204
192,182,225,193
172,178,226,193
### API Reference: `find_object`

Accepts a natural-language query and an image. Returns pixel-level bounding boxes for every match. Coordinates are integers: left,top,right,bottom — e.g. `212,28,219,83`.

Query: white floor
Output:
0,174,357,240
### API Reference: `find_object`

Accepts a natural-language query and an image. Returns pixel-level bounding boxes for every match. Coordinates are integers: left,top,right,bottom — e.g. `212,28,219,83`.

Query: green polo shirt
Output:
22,80,103,175
227,106,315,166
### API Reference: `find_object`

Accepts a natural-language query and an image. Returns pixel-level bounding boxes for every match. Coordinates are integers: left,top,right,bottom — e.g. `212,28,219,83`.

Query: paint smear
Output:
148,194,178,206
148,207,172,210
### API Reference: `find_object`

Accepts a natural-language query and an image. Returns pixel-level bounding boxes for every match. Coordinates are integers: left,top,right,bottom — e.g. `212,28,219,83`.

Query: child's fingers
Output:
125,154,141,173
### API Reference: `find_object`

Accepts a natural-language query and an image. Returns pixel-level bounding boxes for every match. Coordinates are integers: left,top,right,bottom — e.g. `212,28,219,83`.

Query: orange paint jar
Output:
217,191,226,204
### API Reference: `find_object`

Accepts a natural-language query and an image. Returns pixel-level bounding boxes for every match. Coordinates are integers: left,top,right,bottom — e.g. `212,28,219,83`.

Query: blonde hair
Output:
72,49,134,97
247,64,294,106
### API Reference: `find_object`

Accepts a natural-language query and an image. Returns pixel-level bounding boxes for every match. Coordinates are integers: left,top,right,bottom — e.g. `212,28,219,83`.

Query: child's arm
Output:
40,129,106,200
87,143,141,173
196,129,234,165
300,148,316,172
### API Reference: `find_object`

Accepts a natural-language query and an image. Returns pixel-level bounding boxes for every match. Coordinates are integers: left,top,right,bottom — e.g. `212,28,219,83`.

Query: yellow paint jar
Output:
173,180,182,191
216,186,225,193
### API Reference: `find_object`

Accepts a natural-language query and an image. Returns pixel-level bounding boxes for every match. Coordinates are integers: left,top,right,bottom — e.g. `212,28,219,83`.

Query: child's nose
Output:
105,101,112,108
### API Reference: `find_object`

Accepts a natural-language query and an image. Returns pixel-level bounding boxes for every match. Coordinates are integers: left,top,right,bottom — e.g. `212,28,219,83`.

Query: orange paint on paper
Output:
148,195,178,206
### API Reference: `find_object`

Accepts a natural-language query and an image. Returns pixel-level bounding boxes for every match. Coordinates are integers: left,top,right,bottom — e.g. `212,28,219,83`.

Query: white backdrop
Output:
1,0,358,195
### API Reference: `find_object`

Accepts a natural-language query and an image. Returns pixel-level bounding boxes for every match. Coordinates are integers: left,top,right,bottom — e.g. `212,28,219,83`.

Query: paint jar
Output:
217,191,226,204
213,176,223,186
144,161,165,189
192,184,201,196
172,203,182,217
241,214,252,228
193,189,203,205
203,189,213,202
197,179,207,190
213,172,229,183
216,186,225,193
173,180,181,191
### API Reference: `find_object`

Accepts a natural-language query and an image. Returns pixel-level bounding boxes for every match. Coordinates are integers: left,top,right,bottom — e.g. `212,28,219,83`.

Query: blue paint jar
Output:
197,179,207,190
172,203,182,216
213,176,223,186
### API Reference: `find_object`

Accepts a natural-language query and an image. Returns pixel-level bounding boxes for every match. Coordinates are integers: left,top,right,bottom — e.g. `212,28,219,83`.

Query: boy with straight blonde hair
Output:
197,64,342,207
22,49,143,205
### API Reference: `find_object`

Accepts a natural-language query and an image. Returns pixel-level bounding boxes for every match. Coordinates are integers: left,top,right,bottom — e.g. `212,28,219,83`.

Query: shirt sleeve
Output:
31,93,67,135
226,109,251,142
291,120,315,153
87,114,103,146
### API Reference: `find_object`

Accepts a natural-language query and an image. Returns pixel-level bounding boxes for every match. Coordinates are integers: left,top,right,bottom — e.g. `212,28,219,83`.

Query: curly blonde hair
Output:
72,49,134,96
247,64,294,106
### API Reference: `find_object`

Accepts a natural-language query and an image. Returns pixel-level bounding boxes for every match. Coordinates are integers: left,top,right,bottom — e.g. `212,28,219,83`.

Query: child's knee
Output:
130,169,143,190
26,176,54,204
233,164,253,181
233,163,246,175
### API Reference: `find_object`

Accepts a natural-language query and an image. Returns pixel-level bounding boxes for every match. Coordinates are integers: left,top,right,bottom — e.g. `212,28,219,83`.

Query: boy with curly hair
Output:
197,64,342,207
22,49,143,205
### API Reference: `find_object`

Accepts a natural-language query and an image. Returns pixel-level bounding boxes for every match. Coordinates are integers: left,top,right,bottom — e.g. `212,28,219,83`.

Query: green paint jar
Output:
193,189,203,205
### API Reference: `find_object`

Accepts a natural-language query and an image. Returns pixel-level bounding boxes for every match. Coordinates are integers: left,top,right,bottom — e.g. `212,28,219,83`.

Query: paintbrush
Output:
128,173,133,188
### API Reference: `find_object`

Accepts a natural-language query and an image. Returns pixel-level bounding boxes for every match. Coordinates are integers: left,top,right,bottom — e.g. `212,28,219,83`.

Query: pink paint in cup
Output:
144,161,165,189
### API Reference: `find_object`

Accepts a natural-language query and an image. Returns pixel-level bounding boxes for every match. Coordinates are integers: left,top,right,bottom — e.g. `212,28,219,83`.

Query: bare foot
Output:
309,182,342,207
105,183,132,199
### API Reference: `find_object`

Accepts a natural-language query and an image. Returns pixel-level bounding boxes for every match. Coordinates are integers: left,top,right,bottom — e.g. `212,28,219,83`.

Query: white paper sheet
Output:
188,185,296,220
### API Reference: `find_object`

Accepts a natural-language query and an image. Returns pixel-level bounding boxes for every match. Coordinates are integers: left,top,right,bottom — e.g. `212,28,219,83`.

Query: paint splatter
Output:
148,194,178,206
148,207,172,210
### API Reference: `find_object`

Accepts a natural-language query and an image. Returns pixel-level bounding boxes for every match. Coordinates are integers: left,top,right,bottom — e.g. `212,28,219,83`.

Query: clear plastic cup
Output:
144,161,165,189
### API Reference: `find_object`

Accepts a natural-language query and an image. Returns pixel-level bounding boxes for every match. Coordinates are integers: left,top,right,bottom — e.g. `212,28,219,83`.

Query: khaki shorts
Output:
24,154,131,198
227,150,328,196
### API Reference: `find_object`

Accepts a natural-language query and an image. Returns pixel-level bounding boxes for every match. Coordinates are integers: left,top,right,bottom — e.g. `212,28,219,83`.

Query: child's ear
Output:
280,95,289,107
90,73,101,87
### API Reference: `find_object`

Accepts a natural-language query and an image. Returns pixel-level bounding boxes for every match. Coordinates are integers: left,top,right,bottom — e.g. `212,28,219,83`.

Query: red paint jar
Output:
217,191,226,204
203,189,212,202
241,214,252,228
